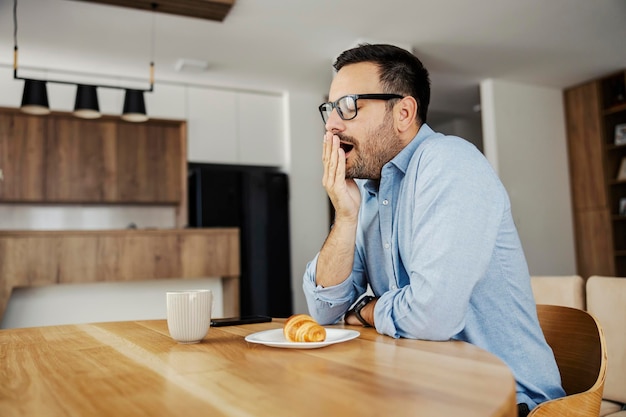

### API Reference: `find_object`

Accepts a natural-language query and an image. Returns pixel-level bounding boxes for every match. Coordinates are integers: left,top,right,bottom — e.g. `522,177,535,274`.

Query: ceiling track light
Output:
20,79,50,116
74,85,101,119
12,0,156,122
122,89,148,123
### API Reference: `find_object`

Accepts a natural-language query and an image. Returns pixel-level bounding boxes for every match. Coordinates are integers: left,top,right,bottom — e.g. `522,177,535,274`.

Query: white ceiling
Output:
1,0,626,124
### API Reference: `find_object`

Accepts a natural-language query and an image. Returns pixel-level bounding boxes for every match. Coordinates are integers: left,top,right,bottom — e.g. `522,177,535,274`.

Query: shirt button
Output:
382,199,389,205
384,242,390,249
391,285,397,290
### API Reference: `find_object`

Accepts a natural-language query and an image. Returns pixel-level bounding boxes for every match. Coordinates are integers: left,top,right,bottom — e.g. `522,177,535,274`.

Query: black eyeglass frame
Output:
318,93,404,124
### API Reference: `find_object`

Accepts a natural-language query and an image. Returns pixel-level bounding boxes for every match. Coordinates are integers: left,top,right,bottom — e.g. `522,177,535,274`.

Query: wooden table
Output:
0,320,517,417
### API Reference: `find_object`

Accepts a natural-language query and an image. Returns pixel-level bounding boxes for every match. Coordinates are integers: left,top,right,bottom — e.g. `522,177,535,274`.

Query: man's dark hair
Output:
333,43,430,124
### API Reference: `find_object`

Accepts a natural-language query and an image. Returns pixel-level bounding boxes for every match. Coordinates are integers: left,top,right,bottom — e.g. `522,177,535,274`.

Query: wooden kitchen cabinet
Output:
0,112,46,201
0,107,185,206
45,116,118,201
115,121,183,203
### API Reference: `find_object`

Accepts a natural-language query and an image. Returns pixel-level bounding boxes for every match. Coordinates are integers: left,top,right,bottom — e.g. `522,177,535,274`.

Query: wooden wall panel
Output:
564,82,607,210
565,71,626,277
565,81,615,277
573,210,615,277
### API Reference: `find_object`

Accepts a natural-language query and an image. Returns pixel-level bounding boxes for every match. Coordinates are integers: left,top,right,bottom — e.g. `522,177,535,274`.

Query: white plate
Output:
245,328,360,349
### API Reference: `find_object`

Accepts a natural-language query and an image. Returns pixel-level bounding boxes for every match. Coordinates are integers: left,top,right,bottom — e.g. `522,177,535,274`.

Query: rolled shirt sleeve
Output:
303,249,368,325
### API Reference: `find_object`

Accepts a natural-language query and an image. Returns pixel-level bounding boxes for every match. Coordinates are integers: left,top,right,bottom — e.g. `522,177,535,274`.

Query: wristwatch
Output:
348,295,375,327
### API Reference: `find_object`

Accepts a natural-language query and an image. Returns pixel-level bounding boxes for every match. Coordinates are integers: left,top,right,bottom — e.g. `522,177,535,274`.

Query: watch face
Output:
356,296,373,311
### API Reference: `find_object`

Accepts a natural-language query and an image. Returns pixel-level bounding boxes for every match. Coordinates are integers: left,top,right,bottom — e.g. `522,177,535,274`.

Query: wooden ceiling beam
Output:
69,0,236,22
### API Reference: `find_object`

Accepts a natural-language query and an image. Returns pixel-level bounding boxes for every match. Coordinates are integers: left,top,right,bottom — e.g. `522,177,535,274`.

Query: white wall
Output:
480,79,577,275
286,90,330,314
3,277,223,328
431,113,484,152
0,205,176,230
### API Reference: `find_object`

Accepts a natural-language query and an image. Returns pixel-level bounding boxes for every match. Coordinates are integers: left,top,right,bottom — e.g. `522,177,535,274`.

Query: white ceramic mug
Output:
166,289,213,344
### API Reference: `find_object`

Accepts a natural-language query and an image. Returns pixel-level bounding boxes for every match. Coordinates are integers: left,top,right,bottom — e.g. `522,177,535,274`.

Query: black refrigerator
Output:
187,162,293,318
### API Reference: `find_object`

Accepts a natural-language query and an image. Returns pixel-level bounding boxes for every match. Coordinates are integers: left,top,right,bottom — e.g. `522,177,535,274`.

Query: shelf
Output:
566,70,626,277
603,102,626,115
606,143,626,152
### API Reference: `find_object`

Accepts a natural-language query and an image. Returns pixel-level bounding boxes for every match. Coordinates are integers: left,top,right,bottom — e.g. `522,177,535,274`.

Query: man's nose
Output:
324,108,344,132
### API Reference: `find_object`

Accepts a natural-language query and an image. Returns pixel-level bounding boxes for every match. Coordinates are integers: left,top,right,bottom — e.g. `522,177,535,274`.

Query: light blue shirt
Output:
303,124,565,409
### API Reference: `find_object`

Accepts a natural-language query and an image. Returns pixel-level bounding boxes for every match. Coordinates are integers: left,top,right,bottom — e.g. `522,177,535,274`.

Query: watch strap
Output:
353,306,371,327
351,295,375,327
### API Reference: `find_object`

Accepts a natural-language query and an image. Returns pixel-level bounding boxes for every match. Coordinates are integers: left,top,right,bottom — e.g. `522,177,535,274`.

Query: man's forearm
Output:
315,218,358,288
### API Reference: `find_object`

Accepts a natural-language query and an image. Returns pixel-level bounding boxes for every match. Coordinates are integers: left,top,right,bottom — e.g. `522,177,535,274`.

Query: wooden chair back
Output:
528,304,607,417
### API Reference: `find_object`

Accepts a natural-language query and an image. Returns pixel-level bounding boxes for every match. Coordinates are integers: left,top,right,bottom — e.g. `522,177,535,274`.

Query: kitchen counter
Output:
0,228,240,322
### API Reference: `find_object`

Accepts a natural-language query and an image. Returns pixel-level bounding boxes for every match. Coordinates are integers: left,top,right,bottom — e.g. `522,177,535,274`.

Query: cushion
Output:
602,411,626,417
600,400,625,417
587,276,626,404
530,275,585,309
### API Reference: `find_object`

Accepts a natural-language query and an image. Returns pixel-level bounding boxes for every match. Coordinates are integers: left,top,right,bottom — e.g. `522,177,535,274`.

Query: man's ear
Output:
394,96,419,133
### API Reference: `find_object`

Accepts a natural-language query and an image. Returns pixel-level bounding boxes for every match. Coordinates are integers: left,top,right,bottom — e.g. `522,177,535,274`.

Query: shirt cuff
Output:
303,261,355,302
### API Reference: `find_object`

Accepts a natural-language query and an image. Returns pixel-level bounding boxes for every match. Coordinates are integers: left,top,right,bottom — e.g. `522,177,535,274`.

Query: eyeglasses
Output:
318,94,404,124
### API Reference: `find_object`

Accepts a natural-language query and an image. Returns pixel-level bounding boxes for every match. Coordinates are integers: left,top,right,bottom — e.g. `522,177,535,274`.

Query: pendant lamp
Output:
121,89,148,122
73,85,101,119
20,79,50,115
12,0,155,122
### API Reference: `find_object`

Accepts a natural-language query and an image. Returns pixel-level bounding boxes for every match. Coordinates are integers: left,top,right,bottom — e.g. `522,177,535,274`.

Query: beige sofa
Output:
530,275,586,309
587,277,626,417
530,275,626,417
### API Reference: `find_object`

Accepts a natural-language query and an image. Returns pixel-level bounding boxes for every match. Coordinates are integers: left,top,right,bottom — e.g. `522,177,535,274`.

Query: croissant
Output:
283,314,326,342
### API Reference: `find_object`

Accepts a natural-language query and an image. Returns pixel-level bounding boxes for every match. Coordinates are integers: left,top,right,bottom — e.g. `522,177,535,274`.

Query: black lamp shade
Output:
73,85,101,119
121,89,148,122
21,79,50,115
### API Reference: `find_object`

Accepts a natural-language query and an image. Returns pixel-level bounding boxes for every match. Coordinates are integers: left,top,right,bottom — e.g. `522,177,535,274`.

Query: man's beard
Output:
342,113,404,180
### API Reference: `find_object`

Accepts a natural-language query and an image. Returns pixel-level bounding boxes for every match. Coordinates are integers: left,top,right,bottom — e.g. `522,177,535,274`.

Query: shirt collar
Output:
361,123,436,195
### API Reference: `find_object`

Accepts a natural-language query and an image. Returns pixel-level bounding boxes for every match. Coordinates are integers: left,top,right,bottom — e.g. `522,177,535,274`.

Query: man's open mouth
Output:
339,141,354,154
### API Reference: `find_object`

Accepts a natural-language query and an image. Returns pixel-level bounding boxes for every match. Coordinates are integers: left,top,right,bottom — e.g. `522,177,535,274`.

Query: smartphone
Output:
210,315,272,327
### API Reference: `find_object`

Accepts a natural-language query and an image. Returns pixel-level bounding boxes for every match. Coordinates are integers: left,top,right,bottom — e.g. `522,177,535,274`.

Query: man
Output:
302,43,564,414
